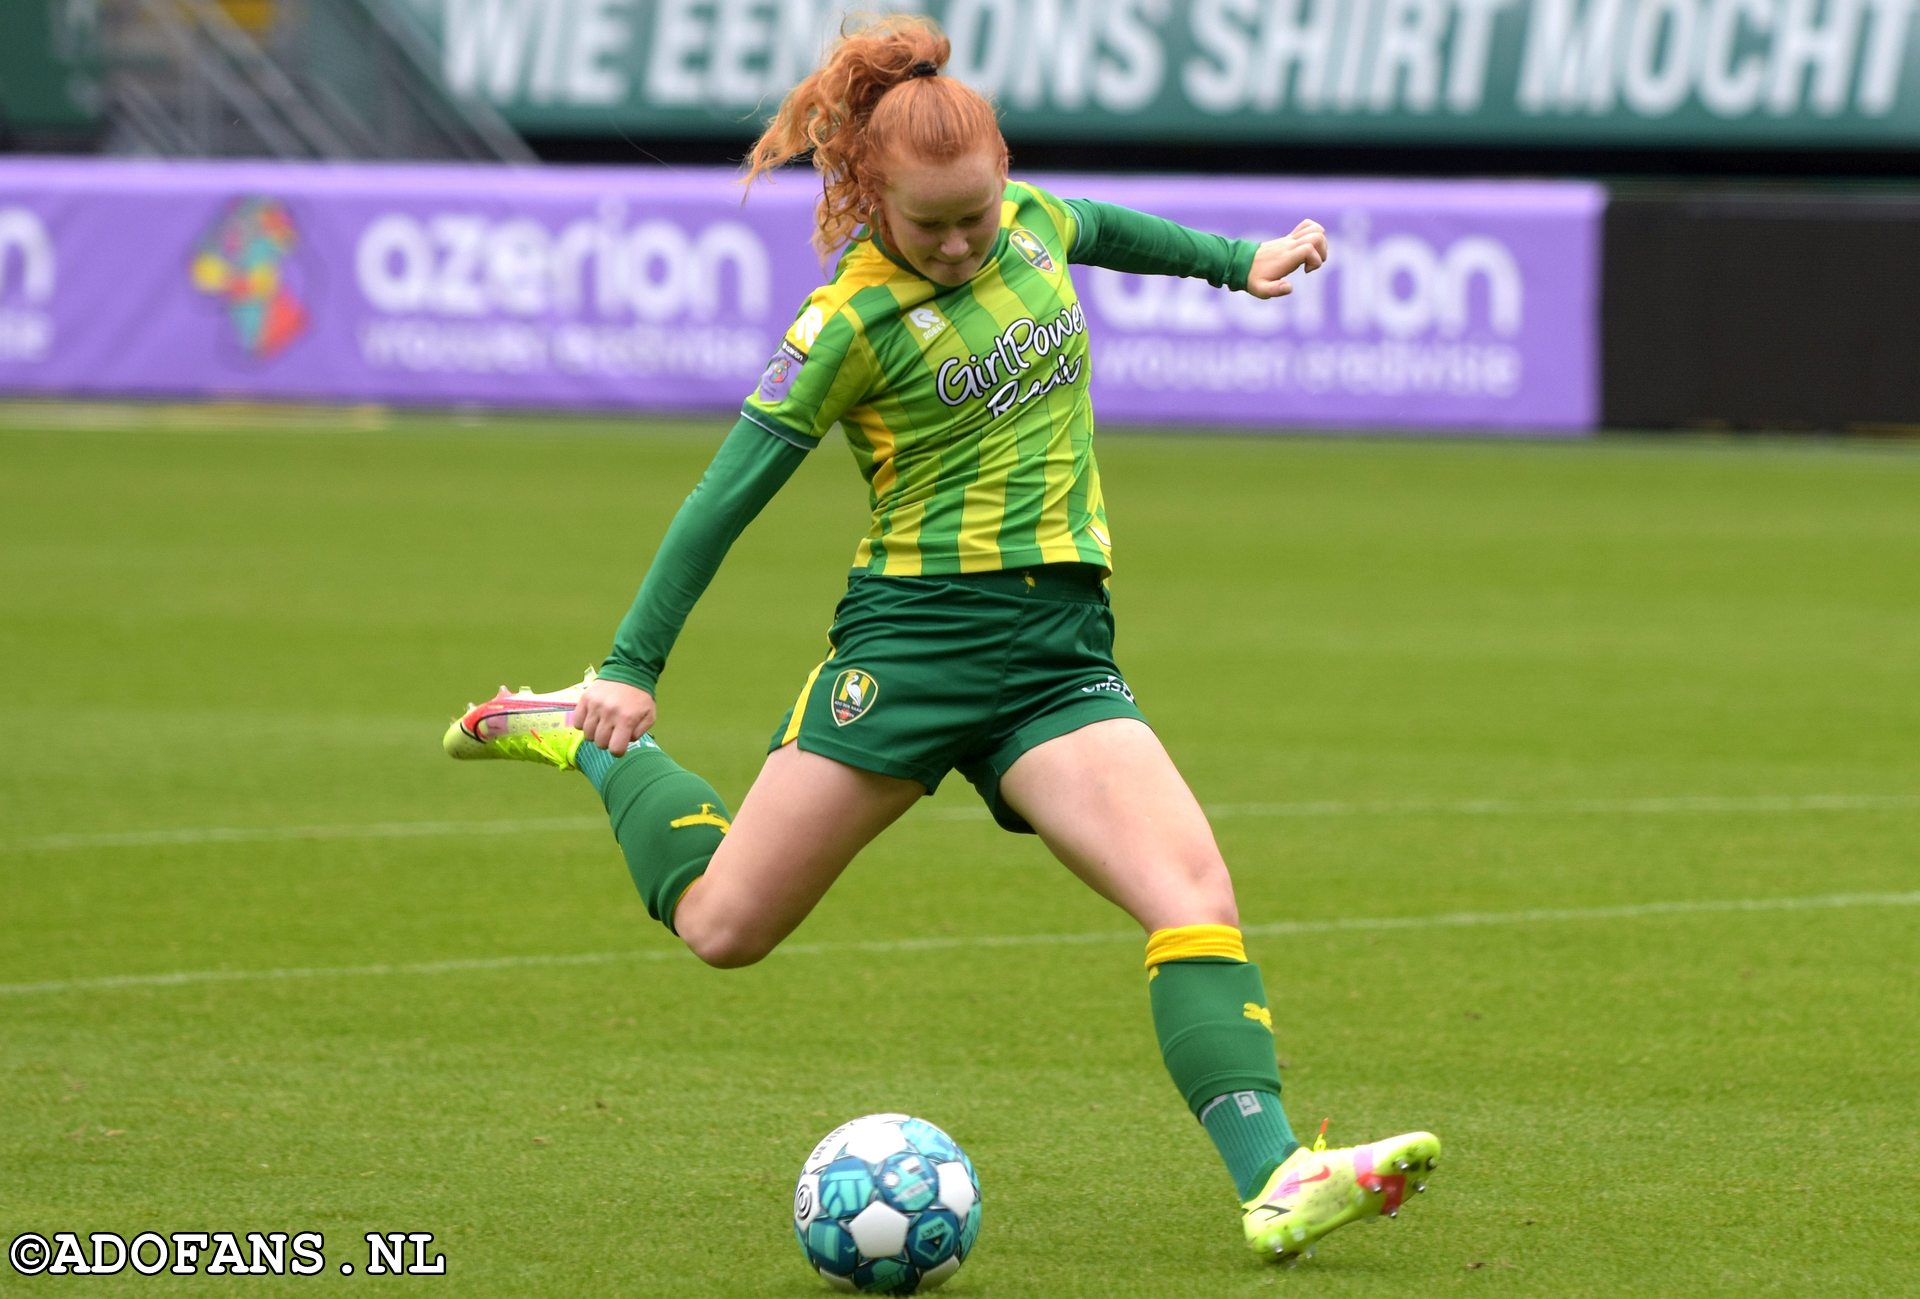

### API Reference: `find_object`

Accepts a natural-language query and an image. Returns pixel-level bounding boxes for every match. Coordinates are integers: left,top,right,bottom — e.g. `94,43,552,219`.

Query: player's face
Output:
877,148,1007,286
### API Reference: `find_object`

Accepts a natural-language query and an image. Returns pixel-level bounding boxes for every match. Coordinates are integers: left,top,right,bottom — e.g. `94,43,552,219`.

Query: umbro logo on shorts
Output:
1079,675,1134,704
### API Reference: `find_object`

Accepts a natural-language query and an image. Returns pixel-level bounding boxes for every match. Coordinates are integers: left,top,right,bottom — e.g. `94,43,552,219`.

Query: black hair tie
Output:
907,60,939,80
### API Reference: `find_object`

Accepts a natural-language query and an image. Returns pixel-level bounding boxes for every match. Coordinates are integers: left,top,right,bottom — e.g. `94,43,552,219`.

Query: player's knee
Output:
679,914,777,969
1168,851,1239,928
684,933,770,970
681,924,770,969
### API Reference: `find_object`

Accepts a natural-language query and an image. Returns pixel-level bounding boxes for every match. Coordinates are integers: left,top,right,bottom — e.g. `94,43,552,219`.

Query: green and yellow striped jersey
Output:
742,181,1110,577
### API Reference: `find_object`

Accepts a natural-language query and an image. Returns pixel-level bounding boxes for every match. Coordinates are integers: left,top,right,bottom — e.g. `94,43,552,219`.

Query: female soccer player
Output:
444,14,1438,1262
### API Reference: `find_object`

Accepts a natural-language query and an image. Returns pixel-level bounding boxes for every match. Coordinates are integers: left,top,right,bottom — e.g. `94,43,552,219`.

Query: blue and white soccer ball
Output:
793,1113,981,1294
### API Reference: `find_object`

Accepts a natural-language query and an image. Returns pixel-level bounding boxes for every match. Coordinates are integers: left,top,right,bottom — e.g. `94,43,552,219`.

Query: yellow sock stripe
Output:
780,660,828,747
1143,923,1247,969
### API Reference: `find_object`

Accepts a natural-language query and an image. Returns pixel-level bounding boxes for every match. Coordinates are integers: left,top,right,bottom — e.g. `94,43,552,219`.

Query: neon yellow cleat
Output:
1242,1126,1440,1262
442,669,594,770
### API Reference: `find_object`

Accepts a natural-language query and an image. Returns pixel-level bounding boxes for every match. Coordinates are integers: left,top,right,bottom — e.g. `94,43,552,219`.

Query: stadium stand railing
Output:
98,0,533,162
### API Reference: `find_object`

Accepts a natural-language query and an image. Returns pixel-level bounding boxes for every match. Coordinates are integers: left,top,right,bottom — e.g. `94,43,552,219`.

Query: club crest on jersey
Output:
830,669,878,726
757,340,806,403
1010,228,1054,273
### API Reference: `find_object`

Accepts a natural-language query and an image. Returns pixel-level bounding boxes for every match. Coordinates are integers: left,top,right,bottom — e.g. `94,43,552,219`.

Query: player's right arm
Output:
571,418,808,755
571,290,868,756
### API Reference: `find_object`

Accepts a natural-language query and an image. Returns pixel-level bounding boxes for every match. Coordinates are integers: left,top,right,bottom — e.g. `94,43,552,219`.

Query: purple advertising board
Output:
0,159,1602,433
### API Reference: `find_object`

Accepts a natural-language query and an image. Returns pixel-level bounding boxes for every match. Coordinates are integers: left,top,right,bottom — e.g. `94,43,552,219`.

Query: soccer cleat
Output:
442,669,594,769
1241,1126,1441,1262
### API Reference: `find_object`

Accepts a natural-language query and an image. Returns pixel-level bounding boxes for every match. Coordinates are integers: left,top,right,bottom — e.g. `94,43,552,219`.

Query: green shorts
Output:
768,563,1148,833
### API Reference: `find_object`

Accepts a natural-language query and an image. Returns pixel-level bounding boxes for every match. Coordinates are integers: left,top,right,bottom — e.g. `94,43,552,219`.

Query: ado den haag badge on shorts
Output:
830,669,877,726
757,340,807,403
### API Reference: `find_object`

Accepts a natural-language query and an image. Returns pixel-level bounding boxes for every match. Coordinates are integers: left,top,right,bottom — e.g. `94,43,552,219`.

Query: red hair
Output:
743,14,1008,261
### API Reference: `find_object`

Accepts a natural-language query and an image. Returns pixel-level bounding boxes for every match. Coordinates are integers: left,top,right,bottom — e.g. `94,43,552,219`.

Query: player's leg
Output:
995,716,1234,931
660,572,1010,965
670,743,924,968
996,718,1439,1259
996,719,1293,1188
447,570,999,971
585,729,926,968
444,673,923,968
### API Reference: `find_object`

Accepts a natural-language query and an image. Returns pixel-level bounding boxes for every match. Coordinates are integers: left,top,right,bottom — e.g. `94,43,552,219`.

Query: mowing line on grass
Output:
6,792,1917,853
4,889,1917,998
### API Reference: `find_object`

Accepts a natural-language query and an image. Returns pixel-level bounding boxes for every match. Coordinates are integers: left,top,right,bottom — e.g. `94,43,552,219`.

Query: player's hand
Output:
569,677,657,757
1243,219,1328,300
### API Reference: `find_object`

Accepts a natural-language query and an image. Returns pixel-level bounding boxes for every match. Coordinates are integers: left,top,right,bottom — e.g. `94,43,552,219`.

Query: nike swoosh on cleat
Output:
1297,1168,1332,1185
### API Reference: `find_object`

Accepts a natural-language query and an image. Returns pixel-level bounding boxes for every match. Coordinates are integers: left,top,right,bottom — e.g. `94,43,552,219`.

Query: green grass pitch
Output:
3,406,1917,1297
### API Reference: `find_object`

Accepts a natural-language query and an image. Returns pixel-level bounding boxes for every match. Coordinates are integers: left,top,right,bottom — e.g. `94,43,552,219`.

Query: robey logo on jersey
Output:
935,301,1086,419
907,306,947,341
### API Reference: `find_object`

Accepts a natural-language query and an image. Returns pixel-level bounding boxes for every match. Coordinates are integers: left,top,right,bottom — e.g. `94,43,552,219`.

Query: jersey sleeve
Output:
1062,197,1258,291
1008,181,1082,259
740,289,874,448
599,416,809,694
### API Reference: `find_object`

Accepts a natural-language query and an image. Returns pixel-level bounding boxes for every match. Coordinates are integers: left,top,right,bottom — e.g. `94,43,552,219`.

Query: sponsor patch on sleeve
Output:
756,340,807,404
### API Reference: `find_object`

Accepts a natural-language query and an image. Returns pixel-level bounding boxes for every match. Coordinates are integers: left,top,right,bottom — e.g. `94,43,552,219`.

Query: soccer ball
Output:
793,1113,981,1294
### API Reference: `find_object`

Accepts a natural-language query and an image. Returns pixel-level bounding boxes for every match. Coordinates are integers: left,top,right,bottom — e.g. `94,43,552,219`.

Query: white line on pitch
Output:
7,817,609,851
1197,792,1920,819
6,792,1917,854
3,889,1917,998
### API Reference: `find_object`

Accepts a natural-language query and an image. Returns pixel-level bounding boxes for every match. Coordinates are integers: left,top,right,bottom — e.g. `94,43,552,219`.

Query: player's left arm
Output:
1241,219,1328,299
1062,197,1326,298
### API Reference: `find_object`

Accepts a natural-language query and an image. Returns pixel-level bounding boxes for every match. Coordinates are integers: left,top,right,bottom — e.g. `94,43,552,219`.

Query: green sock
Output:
1199,1090,1298,1200
579,736,729,934
576,734,654,795
1146,925,1298,1199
